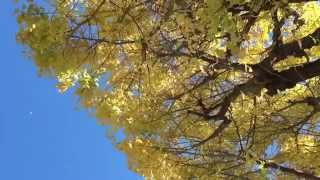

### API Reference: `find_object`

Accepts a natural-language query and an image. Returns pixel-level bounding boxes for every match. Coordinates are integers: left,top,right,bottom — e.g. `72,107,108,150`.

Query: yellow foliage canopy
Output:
16,0,320,179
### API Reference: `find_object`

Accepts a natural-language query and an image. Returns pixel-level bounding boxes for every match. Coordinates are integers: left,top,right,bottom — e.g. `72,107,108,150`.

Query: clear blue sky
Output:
0,1,142,180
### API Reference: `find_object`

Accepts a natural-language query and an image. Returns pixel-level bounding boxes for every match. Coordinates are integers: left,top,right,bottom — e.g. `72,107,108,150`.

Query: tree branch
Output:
192,87,242,147
272,27,320,64
264,58,320,95
264,162,320,179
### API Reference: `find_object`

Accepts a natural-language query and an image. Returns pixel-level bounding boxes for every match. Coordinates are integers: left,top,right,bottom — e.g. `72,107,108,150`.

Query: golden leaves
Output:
16,0,320,178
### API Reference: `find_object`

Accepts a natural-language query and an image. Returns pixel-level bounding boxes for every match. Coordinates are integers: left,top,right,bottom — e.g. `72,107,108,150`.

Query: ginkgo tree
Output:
16,0,320,179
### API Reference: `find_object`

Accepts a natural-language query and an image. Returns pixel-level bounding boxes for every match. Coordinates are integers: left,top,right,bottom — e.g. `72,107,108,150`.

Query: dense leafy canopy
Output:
16,0,320,179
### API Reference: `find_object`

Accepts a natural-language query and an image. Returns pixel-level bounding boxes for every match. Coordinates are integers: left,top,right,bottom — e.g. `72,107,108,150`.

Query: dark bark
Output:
263,58,320,95
264,162,320,179
272,28,320,64
193,87,241,147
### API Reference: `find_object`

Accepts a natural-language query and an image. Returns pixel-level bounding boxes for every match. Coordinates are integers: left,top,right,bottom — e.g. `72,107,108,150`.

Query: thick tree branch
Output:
272,27,320,64
264,162,320,179
264,58,320,95
254,27,320,75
